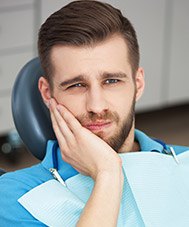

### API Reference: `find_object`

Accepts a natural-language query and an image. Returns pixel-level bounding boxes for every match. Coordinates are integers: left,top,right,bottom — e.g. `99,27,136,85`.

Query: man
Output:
0,1,188,226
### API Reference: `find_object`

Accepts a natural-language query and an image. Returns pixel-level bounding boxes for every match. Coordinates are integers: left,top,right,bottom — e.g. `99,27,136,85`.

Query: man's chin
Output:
92,130,107,140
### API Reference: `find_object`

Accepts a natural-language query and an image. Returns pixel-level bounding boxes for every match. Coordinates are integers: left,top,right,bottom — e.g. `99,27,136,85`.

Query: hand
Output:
49,98,122,180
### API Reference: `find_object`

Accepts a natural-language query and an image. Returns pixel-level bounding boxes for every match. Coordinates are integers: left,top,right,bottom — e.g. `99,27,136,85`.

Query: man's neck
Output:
118,125,140,153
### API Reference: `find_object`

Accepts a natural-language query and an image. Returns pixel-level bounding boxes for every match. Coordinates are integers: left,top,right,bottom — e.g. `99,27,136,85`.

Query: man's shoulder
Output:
0,163,52,225
0,163,53,197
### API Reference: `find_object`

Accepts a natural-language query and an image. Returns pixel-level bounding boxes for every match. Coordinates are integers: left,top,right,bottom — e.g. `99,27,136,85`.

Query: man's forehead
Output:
50,35,131,80
50,34,129,61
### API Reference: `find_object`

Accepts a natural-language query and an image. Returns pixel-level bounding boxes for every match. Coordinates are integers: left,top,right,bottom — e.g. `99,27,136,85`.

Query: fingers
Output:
49,98,74,142
49,108,66,145
51,98,82,134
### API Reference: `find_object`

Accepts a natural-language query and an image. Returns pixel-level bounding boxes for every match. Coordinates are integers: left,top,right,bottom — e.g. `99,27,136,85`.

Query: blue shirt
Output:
0,129,188,226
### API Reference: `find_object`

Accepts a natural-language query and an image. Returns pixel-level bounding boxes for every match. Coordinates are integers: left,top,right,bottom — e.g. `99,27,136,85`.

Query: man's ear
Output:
38,76,52,108
135,67,145,102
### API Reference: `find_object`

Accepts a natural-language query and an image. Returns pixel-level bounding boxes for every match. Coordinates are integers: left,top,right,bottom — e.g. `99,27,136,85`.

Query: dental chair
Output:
6,57,169,170
11,57,56,160
0,169,5,176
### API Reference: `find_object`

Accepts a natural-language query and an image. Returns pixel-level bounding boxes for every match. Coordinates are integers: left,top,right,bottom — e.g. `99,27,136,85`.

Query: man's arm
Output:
49,98,123,226
77,167,123,226
0,172,47,226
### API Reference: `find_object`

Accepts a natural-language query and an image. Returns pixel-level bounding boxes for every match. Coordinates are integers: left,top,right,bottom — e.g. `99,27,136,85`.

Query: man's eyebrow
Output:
100,72,128,80
59,75,86,87
59,72,128,87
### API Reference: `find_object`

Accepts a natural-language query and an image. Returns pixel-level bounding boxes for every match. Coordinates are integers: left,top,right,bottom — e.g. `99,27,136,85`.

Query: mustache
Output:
76,111,119,125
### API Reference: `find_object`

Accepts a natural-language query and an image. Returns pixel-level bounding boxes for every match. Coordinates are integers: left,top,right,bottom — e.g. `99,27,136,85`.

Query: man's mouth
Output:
84,121,112,131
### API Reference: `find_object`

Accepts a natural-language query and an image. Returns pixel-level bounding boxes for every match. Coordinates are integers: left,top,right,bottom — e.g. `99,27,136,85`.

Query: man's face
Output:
48,35,144,152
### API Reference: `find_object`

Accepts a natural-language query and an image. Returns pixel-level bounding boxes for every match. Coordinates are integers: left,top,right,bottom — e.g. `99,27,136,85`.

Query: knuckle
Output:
67,140,77,150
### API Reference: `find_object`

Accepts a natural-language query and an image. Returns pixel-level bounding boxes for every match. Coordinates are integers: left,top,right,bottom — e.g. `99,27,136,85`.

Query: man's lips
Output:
84,121,112,131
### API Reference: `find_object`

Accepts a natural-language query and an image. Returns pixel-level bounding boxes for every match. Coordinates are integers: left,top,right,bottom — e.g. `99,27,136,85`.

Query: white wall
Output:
0,0,189,135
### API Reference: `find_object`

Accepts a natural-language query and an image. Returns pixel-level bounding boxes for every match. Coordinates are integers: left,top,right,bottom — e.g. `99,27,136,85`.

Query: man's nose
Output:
86,86,109,114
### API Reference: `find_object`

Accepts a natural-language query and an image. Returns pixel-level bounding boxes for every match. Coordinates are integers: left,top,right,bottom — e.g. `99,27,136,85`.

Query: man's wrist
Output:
95,161,124,186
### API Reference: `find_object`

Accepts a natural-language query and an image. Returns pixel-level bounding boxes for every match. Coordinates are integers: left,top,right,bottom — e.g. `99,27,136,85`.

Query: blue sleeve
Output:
0,173,47,226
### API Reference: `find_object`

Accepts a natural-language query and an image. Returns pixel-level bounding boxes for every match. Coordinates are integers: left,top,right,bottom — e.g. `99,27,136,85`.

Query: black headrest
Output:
0,169,5,176
11,58,56,160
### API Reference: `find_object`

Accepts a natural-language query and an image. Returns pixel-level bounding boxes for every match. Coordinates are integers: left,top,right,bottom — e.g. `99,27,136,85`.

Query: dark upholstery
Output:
11,58,56,160
0,169,5,176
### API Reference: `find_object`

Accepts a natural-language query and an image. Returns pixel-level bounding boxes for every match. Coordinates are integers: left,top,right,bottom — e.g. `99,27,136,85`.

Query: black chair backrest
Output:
0,169,5,176
11,58,56,160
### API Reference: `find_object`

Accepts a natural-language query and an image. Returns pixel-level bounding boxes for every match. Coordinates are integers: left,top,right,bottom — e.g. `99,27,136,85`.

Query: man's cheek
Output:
61,103,85,125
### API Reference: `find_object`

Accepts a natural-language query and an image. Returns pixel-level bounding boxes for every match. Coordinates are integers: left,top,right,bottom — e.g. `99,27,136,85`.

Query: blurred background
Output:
0,0,189,172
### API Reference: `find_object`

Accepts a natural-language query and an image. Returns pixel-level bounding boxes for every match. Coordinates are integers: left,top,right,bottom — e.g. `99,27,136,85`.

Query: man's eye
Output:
105,79,120,84
67,83,85,89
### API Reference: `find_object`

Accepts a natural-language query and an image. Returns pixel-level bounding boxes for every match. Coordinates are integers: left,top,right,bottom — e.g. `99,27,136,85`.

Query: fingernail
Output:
46,101,50,108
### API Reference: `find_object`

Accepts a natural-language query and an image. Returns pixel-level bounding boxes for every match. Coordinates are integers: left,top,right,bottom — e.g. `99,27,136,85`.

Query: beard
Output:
76,95,136,152
106,102,135,152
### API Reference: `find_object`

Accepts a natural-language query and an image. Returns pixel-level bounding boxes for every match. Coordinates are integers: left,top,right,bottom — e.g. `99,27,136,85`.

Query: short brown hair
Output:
38,0,139,87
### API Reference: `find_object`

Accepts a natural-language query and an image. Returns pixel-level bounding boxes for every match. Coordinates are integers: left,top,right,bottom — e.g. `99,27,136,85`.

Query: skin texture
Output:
39,34,145,226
